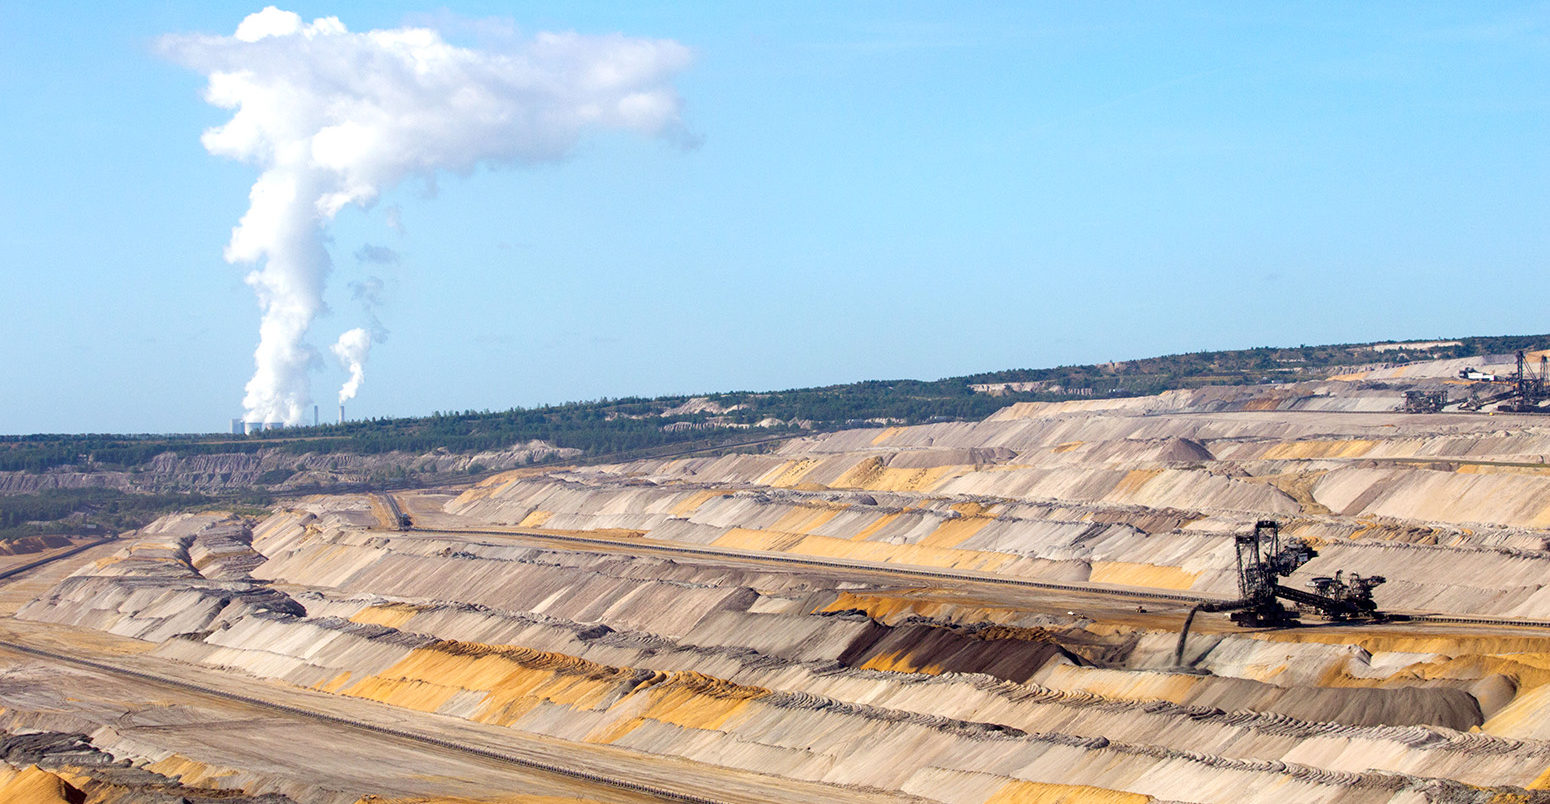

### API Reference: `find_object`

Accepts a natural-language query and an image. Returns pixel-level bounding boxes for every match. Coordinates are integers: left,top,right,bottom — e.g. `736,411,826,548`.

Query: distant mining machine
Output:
1402,390,1447,414
378,493,412,531
1174,520,1386,665
1458,351,1549,412
1500,350,1549,412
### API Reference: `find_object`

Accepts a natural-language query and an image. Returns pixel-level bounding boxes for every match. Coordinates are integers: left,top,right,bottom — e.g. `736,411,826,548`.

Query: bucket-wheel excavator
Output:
1173,520,1385,666
1458,350,1549,412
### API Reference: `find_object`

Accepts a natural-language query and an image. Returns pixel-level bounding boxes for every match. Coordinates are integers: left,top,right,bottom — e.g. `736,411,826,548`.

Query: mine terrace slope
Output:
13,352,1550,801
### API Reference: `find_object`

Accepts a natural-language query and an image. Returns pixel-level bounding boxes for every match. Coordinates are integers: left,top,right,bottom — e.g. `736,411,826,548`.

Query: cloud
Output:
349,275,387,305
354,244,399,265
384,204,405,234
348,275,389,341
161,7,693,423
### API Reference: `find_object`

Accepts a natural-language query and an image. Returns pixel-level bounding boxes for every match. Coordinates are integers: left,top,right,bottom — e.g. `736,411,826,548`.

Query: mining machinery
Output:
1501,350,1549,412
1402,390,1447,413
1173,520,1386,666
1227,520,1315,627
378,492,412,530
1458,350,1549,412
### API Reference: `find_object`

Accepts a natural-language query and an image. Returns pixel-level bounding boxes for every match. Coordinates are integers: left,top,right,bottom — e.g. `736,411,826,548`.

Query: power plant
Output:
230,418,284,435
228,406,329,435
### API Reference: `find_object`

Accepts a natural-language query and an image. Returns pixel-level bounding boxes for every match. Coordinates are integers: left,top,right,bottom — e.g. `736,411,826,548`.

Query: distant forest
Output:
3,332,1545,477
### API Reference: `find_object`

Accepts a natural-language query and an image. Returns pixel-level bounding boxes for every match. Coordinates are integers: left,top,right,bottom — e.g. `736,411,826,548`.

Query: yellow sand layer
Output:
1319,649,1550,696
1260,439,1378,460
1528,763,1550,790
449,471,526,507
0,765,78,804
350,602,425,629
1252,471,1333,516
1481,674,1550,739
356,796,612,804
1112,469,1163,497
713,528,1015,573
318,670,353,693
515,510,553,528
1268,630,1550,662
1088,561,1200,590
669,489,728,516
851,512,901,541
367,495,398,530
1037,663,1201,705
346,675,465,714
630,671,768,731
583,672,771,744
918,515,993,549
758,458,821,488
769,505,845,535
832,458,961,492
343,642,642,725
987,780,1152,804
145,754,242,788
1456,463,1550,477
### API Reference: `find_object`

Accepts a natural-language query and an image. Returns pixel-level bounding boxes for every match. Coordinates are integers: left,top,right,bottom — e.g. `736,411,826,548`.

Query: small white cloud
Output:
354,244,399,266
234,6,302,42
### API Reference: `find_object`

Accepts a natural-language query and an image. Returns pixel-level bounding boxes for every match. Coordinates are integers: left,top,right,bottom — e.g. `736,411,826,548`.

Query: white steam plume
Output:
330,275,389,404
161,7,693,423
331,327,372,404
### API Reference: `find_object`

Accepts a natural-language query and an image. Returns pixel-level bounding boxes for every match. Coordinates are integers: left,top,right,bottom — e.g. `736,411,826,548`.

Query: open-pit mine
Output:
12,352,1550,802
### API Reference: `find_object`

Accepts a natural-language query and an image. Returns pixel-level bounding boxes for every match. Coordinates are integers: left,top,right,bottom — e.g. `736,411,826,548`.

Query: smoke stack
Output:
338,404,345,425
161,11,691,429
314,405,319,427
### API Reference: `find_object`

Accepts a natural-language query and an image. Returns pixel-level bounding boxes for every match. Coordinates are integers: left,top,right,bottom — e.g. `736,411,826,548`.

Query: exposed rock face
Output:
17,375,1550,801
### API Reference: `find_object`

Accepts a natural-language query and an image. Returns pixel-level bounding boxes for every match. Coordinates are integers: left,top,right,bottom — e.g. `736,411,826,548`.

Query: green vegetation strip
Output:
10,333,1543,475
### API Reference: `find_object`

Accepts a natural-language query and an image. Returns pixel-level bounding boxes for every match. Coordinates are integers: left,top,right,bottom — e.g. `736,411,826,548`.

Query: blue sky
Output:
2,2,1548,434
